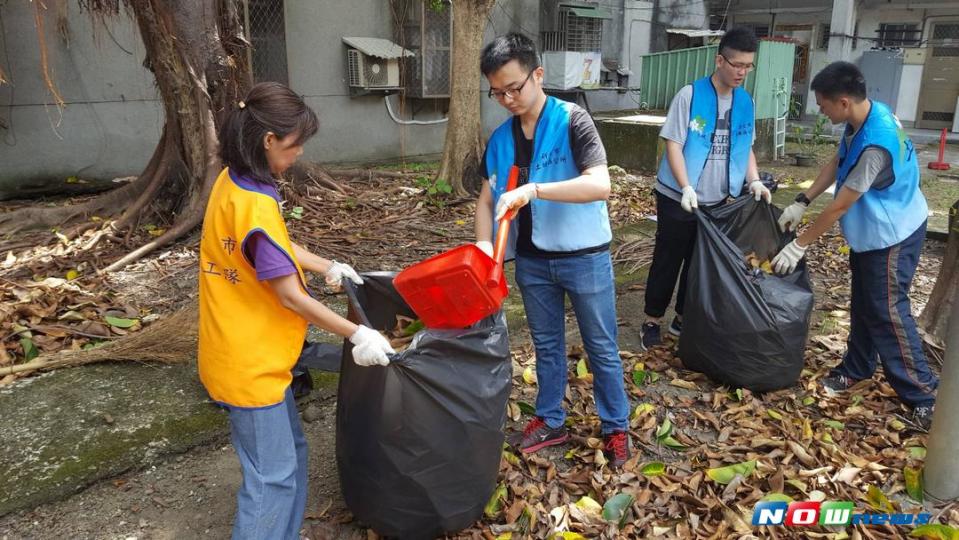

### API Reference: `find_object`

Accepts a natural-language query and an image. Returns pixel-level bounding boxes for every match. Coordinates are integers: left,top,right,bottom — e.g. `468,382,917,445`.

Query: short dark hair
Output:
718,26,759,55
811,61,867,101
218,82,318,185
480,32,540,76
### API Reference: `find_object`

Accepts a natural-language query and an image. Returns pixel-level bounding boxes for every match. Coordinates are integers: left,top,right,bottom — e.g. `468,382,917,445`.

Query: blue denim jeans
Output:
833,222,938,408
227,386,308,540
515,251,630,434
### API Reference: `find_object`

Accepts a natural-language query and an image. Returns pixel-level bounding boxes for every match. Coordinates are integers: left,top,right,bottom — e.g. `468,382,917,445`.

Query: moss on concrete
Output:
596,120,663,172
0,362,228,517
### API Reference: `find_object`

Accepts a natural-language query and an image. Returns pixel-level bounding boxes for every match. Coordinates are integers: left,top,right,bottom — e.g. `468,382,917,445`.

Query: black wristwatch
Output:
795,193,812,206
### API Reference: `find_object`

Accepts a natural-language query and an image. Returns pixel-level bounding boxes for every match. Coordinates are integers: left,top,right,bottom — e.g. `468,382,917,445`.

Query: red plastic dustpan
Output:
393,166,520,328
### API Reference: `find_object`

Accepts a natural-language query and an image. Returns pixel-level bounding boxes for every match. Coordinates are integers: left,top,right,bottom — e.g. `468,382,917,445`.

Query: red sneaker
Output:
604,431,631,468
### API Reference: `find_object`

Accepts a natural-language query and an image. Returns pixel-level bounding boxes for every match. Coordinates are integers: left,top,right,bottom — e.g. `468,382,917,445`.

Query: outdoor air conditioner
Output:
347,49,401,89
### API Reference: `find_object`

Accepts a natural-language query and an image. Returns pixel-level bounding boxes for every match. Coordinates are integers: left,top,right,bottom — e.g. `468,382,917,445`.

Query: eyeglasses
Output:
488,71,534,100
720,53,755,73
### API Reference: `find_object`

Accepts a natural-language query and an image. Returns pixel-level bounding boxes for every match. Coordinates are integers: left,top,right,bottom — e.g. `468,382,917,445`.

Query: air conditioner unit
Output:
347,49,401,89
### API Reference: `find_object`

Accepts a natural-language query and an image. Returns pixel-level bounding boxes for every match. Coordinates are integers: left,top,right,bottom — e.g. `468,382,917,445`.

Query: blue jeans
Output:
515,251,630,434
227,387,308,540
833,222,938,408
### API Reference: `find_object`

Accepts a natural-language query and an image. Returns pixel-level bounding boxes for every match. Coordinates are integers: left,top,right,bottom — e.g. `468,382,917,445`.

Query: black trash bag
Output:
678,196,814,392
290,353,314,399
336,272,512,539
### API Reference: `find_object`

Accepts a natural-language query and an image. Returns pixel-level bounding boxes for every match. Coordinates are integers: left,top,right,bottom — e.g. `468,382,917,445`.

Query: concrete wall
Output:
0,2,163,197
286,0,448,164
2,0,660,197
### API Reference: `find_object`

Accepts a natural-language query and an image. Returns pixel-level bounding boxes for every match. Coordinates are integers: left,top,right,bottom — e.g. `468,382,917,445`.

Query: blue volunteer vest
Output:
836,101,927,252
657,76,754,198
485,96,612,258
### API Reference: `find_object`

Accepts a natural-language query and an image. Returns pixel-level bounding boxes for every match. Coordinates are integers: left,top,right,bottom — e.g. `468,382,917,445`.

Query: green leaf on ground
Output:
707,460,757,484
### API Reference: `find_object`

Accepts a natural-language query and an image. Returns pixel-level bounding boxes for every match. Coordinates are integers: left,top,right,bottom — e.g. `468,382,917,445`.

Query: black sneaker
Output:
604,431,631,469
913,405,935,431
518,416,569,454
668,316,682,337
821,374,857,394
641,322,661,350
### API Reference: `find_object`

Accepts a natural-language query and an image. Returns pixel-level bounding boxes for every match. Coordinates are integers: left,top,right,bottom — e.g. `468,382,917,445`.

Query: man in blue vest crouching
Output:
474,33,631,467
772,61,938,430
640,27,771,350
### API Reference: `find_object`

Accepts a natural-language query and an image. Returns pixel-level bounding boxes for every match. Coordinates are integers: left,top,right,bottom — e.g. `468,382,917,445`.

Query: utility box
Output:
860,49,904,112
542,51,602,89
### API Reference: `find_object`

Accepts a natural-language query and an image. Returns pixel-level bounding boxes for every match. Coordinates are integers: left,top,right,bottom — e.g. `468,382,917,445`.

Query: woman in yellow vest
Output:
198,82,394,540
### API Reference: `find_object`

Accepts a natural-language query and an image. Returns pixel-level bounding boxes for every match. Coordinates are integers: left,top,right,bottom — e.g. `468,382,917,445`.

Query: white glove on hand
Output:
748,180,772,204
777,202,808,233
680,185,699,213
325,260,363,289
772,239,807,275
349,325,394,367
475,240,494,258
494,183,538,221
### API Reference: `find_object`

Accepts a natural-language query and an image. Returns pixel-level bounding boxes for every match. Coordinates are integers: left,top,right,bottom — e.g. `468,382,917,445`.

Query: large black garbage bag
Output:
336,273,512,539
678,196,814,392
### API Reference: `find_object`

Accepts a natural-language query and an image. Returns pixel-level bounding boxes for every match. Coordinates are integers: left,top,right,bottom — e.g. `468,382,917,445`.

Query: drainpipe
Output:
384,94,448,126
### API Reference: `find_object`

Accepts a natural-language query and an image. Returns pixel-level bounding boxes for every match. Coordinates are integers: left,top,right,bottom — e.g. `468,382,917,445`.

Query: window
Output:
740,24,770,39
561,9,604,52
877,23,921,47
819,24,831,49
244,0,289,85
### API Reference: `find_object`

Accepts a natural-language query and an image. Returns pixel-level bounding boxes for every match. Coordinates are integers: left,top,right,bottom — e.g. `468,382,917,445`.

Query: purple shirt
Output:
230,171,298,281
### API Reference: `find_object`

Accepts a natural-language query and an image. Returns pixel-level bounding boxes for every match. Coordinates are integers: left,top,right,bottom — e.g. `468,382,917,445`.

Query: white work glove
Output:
772,239,807,275
475,240,494,258
777,202,808,233
680,185,699,213
748,180,772,204
325,260,363,289
494,183,538,221
349,325,394,367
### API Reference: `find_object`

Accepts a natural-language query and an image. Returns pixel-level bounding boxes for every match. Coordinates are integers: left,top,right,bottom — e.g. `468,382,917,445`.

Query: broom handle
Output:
487,166,520,288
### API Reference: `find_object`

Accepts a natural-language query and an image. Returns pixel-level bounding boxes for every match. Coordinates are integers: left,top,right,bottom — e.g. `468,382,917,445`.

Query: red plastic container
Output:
394,166,519,329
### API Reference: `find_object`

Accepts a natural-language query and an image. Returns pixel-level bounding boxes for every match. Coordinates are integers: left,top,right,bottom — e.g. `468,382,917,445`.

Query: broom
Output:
2,305,199,378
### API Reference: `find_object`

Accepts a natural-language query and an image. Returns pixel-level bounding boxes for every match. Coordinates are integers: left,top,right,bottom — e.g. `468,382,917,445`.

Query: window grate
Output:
876,23,921,47
245,0,289,85
561,11,602,52
932,46,959,57
933,23,959,41
398,0,451,98
819,24,831,49
922,111,955,122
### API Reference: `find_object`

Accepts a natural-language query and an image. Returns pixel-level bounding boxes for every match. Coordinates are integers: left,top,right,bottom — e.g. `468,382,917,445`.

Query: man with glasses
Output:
474,33,631,468
640,26,771,350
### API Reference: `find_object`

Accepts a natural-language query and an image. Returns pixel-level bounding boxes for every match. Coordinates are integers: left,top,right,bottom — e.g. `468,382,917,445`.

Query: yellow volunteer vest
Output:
197,168,309,408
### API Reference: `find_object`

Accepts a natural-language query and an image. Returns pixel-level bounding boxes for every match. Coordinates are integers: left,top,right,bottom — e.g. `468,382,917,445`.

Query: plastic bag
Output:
336,273,512,539
678,196,814,392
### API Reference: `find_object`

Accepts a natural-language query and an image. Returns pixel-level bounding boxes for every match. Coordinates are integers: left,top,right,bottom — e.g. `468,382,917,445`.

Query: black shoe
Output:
641,322,661,350
821,374,857,394
668,316,682,337
913,405,935,431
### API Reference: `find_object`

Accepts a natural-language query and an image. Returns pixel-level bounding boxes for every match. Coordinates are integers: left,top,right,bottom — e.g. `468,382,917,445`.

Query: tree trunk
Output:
919,199,959,345
1,0,250,272
434,0,495,197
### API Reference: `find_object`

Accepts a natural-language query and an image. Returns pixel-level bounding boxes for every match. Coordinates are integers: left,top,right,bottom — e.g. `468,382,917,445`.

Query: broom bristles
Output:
3,306,200,378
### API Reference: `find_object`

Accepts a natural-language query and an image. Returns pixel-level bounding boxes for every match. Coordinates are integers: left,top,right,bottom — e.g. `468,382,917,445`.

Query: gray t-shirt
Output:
657,85,740,205
841,126,894,193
